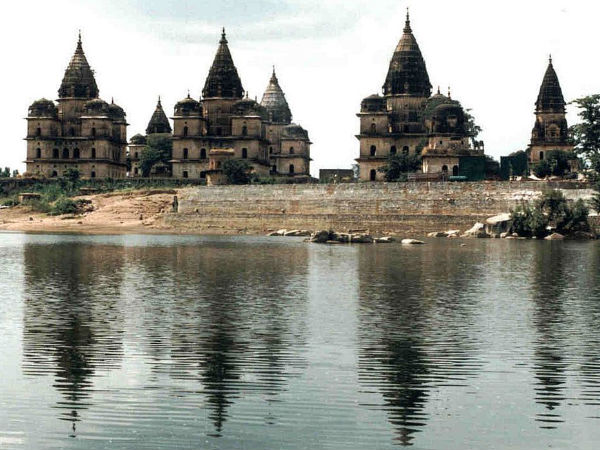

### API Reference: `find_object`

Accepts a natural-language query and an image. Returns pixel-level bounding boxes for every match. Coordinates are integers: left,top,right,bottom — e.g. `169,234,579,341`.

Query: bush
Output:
377,154,421,181
49,197,78,216
533,150,575,178
511,203,548,238
533,160,551,178
223,159,252,185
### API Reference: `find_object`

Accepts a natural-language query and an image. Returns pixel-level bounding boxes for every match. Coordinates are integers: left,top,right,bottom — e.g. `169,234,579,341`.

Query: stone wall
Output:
168,181,596,237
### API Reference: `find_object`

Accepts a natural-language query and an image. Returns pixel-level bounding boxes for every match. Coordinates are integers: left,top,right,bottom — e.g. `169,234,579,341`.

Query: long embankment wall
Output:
167,181,597,237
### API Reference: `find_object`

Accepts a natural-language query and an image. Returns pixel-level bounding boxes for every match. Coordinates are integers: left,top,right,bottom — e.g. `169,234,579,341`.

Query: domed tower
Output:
260,67,292,125
171,93,207,179
202,29,244,136
146,97,172,135
25,32,127,179
529,56,573,164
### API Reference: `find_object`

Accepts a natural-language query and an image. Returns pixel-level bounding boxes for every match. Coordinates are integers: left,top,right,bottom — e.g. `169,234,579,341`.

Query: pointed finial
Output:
245,91,249,99
220,27,227,43
187,89,191,99
437,86,441,95
157,95,162,107
404,7,412,32
447,86,451,99
111,97,114,104
549,53,553,64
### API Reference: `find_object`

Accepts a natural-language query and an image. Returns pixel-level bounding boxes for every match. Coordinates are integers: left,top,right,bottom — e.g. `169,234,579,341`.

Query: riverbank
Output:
0,182,597,237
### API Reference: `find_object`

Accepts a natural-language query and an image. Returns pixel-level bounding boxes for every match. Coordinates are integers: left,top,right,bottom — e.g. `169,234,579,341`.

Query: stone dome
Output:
260,68,292,124
361,94,386,112
232,97,268,119
28,98,58,118
108,100,126,120
174,95,202,116
431,102,466,135
130,134,146,145
282,123,309,140
83,98,110,115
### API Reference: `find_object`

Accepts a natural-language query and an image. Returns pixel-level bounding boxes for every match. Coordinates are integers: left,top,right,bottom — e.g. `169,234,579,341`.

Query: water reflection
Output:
22,243,125,434
357,244,485,445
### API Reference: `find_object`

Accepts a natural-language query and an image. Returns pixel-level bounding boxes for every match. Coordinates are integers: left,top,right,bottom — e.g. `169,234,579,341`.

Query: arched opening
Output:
91,171,96,178
35,148,41,158
442,165,448,173
91,148,96,159
370,169,377,181
452,165,459,177
215,127,222,136
51,170,58,178
242,148,248,159
242,125,248,136
289,146,295,154
183,126,188,137
269,147,273,154
69,127,75,136
134,167,138,175
134,152,138,159
289,164,295,174
390,145,397,155
216,161,222,169
183,171,189,179
73,148,80,159
91,127,96,137
272,165,277,172
52,148,59,159
370,145,376,156
539,151,544,160
36,127,41,137
183,148,189,159
403,146,409,155
370,123,376,133
200,148,206,159
62,148,69,159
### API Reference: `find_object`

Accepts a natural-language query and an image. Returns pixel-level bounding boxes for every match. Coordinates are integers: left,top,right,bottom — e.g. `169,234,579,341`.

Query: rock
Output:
335,233,351,243
545,233,565,241
351,233,373,243
267,231,280,236
310,230,331,243
401,239,425,245
486,213,511,226
284,229,312,237
374,236,394,243
427,231,447,238
446,230,460,237
462,222,489,238
500,232,509,239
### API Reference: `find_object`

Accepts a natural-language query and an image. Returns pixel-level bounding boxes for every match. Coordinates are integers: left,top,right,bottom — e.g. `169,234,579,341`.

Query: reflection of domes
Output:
28,98,58,118
174,94,202,116
282,124,309,140
83,98,110,115
130,133,146,145
361,94,386,112
232,97,268,119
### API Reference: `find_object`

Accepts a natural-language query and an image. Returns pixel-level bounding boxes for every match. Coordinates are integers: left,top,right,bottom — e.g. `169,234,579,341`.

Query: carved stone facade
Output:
528,57,574,164
170,30,311,180
355,13,483,181
25,34,127,179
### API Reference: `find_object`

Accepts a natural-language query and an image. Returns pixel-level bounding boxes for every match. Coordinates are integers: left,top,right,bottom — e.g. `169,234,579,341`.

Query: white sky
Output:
2,0,598,177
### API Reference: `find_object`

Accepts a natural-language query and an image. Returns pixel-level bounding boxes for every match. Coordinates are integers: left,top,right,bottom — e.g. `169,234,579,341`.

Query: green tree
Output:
532,150,574,178
377,154,421,181
570,94,600,175
140,133,172,177
464,108,482,147
1,167,10,178
223,159,252,185
63,168,80,183
485,155,500,179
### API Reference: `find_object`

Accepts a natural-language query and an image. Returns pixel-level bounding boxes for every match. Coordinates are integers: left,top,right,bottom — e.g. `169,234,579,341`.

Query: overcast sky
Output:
2,0,597,176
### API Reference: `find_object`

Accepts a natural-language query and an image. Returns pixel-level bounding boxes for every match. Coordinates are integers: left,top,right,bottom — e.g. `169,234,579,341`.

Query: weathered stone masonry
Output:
168,182,596,236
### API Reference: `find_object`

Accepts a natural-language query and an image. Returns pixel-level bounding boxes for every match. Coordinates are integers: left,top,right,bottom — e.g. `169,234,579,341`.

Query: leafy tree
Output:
377,154,421,181
12,170,18,178
532,150,574,178
140,133,172,177
1,167,10,178
570,94,600,175
485,155,500,179
464,108,482,147
63,168,80,183
223,159,252,185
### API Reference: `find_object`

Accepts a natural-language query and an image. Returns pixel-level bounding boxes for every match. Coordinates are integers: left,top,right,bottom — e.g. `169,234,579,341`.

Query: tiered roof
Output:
146,97,172,134
202,29,244,99
58,32,99,99
260,67,292,124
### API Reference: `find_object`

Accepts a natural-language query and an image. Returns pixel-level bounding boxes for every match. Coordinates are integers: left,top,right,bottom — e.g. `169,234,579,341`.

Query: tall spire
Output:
261,67,292,124
202,29,244,99
58,31,99,99
536,56,565,113
383,11,431,97
146,96,172,134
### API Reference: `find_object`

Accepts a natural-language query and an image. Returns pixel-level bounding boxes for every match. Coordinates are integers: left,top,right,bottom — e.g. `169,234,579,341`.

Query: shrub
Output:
49,197,78,216
533,160,551,178
223,159,252,185
377,154,421,181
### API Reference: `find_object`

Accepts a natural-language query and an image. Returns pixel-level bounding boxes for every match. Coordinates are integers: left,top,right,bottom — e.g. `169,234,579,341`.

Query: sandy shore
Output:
0,189,189,236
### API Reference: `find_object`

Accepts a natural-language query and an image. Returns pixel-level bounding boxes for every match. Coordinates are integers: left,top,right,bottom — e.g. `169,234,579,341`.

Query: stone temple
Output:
25,33,128,179
356,12,484,181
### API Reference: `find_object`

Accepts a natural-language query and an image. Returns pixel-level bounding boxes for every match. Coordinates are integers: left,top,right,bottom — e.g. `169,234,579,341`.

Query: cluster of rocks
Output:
307,230,425,245
267,229,312,237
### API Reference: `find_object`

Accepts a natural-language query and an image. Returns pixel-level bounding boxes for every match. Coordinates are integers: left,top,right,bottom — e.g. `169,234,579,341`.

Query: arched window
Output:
69,127,75,136
272,165,276,172
35,148,41,158
390,146,397,155
216,127,222,136
51,170,58,178
370,123,376,133
62,148,69,159
452,165,459,177
269,147,273,154
540,151,544,160
200,148,207,159
53,148,59,158
91,148,96,159
370,145,376,156
73,148,80,159
91,127,96,137
183,126,188,137
183,171,189,179
36,127,41,137
289,146,294,154
403,146,409,155
134,152,138,159
242,125,248,136
91,171,96,178
183,148,189,159
442,165,448,173
242,148,248,159
370,169,377,181
289,164,295,174
134,167,138,175
216,161,222,169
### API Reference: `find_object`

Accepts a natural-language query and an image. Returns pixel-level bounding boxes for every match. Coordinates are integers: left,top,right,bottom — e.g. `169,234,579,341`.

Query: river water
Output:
0,233,599,449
